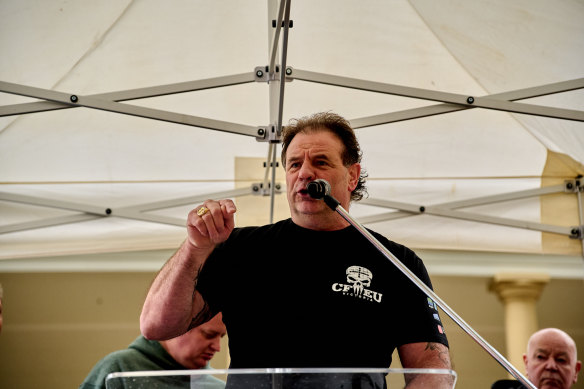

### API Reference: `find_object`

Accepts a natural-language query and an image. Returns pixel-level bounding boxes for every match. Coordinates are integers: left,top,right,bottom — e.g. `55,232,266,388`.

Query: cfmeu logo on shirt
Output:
332,265,383,303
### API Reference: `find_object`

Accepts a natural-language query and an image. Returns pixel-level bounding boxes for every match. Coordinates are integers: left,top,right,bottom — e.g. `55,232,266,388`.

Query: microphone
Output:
306,179,331,199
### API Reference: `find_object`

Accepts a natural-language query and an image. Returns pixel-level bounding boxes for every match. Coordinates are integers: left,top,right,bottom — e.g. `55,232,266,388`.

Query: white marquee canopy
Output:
1,0,583,264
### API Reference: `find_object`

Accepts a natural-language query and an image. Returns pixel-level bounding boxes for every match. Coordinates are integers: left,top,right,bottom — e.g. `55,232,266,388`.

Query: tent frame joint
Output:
251,182,282,196
256,125,282,143
254,65,293,83
569,226,583,240
564,178,583,193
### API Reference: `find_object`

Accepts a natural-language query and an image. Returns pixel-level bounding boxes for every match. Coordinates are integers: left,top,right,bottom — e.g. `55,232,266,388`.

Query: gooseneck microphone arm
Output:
307,180,536,389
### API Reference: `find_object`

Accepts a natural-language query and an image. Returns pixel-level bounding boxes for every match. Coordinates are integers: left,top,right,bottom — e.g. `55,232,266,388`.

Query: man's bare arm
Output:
140,200,236,340
398,341,454,389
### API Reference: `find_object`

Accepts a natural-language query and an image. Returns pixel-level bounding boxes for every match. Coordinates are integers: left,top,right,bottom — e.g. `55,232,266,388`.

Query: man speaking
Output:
140,112,452,388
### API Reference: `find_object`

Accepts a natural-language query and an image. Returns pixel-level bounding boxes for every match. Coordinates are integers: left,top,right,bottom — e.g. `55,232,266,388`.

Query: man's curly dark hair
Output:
281,111,368,202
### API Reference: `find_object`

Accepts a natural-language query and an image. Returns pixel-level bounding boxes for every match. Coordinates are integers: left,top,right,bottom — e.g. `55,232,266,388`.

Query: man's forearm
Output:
140,240,214,340
399,342,453,389
404,343,454,389
404,372,455,389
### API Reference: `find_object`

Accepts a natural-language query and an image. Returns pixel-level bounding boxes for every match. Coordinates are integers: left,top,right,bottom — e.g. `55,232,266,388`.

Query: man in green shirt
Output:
80,313,226,389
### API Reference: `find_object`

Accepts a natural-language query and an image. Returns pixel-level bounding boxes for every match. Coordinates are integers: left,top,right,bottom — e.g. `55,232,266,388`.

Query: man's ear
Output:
348,163,361,191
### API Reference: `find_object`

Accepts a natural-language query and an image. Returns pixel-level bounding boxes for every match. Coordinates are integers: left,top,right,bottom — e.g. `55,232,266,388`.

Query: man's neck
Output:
291,212,350,231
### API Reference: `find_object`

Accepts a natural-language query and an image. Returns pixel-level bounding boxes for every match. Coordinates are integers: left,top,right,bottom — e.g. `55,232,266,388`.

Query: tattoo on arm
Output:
424,342,439,351
425,342,452,368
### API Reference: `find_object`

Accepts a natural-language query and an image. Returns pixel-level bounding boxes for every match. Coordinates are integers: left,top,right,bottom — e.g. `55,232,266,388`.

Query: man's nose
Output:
298,161,315,180
210,337,221,352
544,358,559,370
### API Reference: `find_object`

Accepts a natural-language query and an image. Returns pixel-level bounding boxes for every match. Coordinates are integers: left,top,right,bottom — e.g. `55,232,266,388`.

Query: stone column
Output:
489,273,550,375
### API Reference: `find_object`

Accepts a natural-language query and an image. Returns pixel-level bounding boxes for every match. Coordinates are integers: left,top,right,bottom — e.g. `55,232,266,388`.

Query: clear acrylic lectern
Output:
105,367,457,388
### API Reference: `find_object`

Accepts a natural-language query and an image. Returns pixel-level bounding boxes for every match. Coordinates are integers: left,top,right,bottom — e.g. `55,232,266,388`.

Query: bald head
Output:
523,328,581,389
527,329,577,359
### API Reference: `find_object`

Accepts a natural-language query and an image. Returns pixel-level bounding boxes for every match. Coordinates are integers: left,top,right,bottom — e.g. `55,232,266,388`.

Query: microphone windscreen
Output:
306,179,330,199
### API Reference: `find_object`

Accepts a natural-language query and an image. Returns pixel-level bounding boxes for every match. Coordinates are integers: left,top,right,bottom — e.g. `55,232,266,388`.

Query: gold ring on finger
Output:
197,206,210,217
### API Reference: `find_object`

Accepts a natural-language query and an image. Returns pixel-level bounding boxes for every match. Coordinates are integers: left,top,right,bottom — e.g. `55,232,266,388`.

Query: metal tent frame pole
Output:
0,0,582,241
359,181,583,239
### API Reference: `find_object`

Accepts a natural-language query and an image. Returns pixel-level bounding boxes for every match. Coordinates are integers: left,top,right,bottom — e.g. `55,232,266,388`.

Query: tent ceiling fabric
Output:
0,0,583,261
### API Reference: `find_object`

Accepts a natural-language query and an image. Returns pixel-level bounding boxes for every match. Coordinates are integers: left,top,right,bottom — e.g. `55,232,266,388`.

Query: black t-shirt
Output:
198,218,448,368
